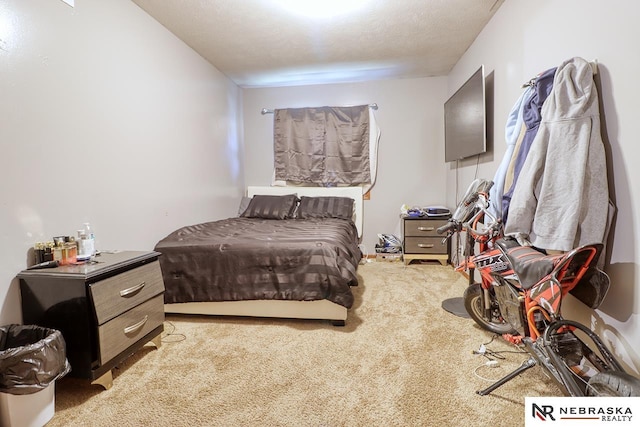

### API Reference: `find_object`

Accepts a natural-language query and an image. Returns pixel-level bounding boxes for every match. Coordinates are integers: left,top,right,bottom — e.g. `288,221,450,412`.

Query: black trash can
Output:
0,324,71,427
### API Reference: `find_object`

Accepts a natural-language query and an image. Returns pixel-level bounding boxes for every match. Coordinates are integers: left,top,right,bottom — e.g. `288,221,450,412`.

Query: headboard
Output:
247,186,364,238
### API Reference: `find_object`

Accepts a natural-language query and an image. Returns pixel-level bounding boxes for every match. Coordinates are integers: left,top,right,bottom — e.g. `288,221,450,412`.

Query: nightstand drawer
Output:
97,294,164,365
90,261,164,325
403,219,449,237
404,237,448,254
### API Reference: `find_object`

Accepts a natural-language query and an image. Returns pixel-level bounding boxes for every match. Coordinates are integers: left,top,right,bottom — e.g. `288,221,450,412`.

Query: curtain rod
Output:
261,103,378,115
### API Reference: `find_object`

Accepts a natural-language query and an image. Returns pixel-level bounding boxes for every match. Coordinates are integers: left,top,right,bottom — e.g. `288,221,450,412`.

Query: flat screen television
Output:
444,65,487,162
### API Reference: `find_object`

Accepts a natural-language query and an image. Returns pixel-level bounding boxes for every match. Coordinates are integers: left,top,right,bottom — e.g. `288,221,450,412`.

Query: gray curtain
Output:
273,105,370,186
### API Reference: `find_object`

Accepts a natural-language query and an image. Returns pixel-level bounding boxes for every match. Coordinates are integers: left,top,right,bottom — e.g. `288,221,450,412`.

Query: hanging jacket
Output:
502,67,557,223
505,57,609,251
488,85,533,220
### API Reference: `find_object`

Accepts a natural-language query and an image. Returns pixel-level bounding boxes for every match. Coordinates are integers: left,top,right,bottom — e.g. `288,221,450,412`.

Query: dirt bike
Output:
437,178,640,397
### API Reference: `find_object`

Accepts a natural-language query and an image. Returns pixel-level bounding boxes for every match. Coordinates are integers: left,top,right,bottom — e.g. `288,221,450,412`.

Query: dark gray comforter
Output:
154,217,360,308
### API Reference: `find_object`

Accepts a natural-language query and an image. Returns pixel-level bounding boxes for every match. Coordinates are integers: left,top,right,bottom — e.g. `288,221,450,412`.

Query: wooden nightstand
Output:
401,215,451,265
18,251,165,389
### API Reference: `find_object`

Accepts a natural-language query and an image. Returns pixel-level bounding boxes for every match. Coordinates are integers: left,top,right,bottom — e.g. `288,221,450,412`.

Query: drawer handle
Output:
417,227,435,232
417,244,435,248
124,315,148,335
120,282,146,297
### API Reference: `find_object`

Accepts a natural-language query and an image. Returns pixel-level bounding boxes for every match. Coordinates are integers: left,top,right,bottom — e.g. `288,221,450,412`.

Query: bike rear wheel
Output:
463,283,516,335
587,371,640,397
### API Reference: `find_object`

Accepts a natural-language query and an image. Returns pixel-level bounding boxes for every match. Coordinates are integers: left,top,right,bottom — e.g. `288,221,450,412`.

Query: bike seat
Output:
496,238,561,290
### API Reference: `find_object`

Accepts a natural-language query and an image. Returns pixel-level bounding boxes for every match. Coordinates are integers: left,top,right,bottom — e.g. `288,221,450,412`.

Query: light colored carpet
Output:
48,261,561,427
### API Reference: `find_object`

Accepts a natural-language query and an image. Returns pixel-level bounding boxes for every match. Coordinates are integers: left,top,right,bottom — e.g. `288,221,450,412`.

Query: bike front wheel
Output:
463,283,516,335
587,371,640,397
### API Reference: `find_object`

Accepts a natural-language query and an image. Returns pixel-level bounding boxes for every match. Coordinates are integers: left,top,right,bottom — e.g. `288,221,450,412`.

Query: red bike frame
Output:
455,191,601,341
440,179,638,397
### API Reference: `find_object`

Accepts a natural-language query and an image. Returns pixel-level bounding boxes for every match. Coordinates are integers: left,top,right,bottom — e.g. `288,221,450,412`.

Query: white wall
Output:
0,0,243,324
5,0,636,374
449,0,640,373
242,78,448,254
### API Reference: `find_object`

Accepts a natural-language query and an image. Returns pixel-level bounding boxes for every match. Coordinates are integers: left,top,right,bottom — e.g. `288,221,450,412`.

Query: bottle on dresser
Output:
77,222,96,261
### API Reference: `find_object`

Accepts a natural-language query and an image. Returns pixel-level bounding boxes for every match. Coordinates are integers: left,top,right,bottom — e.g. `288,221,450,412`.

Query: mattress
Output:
154,217,360,308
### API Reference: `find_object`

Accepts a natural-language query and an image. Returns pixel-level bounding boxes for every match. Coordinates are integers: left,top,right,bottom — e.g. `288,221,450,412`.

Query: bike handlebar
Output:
437,207,502,240
464,217,502,239
437,179,501,240
436,221,460,235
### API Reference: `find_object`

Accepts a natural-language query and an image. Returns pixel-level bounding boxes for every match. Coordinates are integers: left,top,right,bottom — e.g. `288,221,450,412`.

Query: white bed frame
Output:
164,186,364,325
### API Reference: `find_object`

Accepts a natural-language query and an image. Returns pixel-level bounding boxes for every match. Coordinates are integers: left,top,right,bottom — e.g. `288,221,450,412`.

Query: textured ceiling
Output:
131,0,503,88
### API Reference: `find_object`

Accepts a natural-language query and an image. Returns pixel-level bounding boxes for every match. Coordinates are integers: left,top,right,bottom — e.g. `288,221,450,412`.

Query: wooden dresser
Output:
401,215,451,265
18,251,164,389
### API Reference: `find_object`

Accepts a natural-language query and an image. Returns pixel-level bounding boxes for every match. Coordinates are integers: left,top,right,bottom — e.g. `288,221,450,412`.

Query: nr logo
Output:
532,403,556,421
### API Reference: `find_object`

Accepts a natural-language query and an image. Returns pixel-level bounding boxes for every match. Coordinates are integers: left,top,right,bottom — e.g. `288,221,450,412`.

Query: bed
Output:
154,186,363,325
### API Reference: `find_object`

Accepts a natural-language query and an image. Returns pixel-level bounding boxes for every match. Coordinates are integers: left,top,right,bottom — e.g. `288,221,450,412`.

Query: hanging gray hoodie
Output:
504,57,609,251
